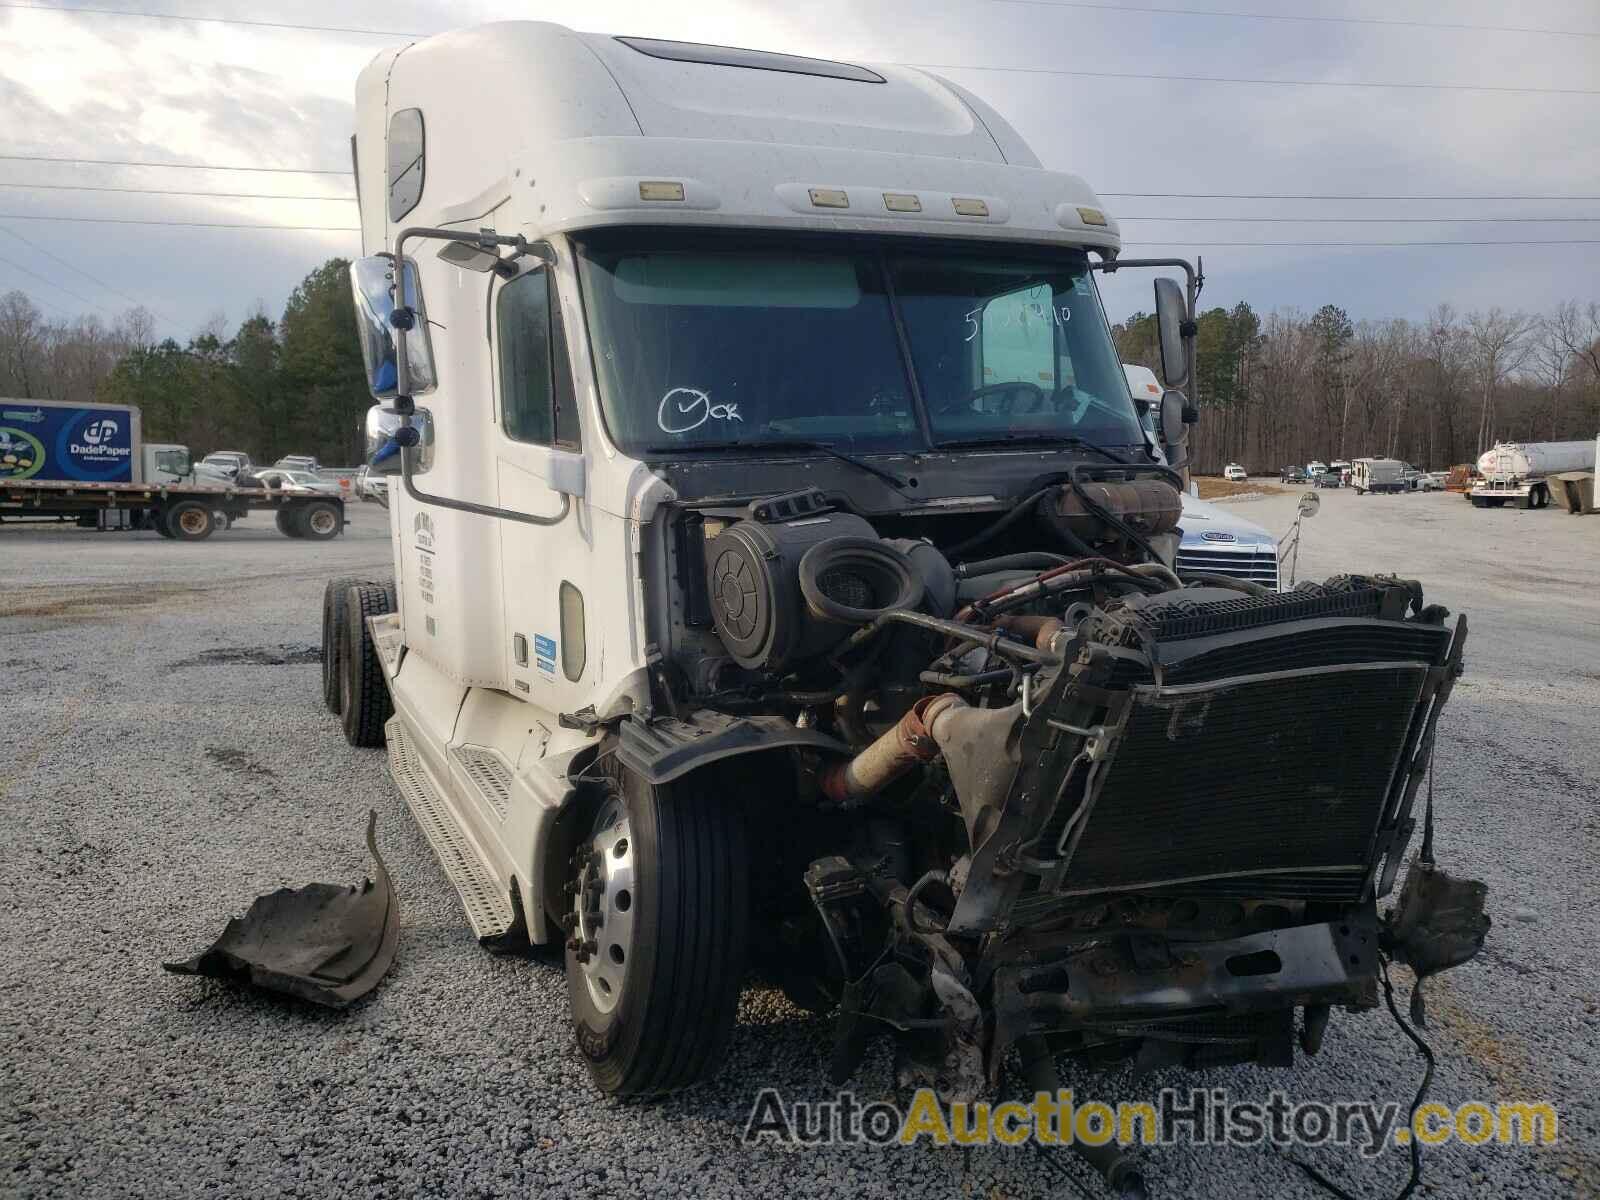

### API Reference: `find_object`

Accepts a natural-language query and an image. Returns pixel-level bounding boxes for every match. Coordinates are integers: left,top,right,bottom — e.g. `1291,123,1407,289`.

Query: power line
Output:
6,7,1593,97
0,224,177,323
1119,215,1600,223
0,213,359,232
1101,191,1600,200
990,0,1600,40
0,249,108,313
0,154,351,177
0,181,356,201
0,2,424,38
912,61,1600,95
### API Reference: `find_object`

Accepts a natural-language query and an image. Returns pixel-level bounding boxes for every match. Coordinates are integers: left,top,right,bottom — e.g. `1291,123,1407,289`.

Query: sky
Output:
1,0,1598,340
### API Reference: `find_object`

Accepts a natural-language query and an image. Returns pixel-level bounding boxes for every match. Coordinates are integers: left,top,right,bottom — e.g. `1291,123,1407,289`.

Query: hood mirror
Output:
366,403,433,475
1298,491,1321,519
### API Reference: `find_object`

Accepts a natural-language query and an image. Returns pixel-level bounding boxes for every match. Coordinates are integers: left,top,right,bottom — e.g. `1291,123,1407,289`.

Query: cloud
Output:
0,0,1595,336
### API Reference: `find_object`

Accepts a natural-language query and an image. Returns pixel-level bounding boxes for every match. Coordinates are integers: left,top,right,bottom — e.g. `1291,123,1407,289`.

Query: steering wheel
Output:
934,381,1048,417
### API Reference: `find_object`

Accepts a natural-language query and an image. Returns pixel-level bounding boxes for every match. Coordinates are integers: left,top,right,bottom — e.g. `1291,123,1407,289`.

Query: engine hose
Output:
842,608,1055,664
954,552,1073,577
943,487,1053,558
1183,571,1273,597
918,667,1014,689
1130,561,1184,589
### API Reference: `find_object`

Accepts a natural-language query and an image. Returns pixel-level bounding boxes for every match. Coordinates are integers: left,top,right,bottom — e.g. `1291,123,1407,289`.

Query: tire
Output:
566,761,749,1097
341,583,394,748
321,575,382,714
299,500,343,540
213,511,232,531
275,508,304,538
1531,485,1548,510
165,500,216,541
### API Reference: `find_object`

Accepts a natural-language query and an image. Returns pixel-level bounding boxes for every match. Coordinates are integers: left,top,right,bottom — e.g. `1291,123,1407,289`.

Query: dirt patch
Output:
0,581,206,620
1194,476,1290,500
205,747,278,779
175,644,321,668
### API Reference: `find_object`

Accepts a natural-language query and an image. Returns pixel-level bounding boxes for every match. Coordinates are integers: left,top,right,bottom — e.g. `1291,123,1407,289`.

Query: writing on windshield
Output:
575,232,1143,455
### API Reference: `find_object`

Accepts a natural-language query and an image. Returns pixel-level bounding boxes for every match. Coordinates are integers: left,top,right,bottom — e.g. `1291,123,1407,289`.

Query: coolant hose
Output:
1183,570,1273,597
819,694,966,805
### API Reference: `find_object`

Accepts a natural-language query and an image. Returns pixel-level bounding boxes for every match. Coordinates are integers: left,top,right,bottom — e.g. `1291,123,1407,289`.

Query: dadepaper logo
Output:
81,418,118,444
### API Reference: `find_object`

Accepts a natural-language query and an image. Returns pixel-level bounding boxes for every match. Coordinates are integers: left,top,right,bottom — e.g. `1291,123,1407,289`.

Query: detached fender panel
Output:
616,710,848,785
164,811,399,1009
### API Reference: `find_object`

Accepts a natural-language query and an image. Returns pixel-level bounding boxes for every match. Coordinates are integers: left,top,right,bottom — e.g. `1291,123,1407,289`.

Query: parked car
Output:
1280,465,1307,483
1419,471,1448,491
1223,463,1248,482
354,464,389,503
199,451,252,478
253,468,342,496
1314,468,1342,488
274,454,322,472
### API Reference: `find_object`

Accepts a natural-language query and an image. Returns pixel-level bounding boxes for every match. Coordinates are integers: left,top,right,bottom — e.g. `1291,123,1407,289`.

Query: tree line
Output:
3,257,1598,475
1113,301,1600,474
0,258,371,466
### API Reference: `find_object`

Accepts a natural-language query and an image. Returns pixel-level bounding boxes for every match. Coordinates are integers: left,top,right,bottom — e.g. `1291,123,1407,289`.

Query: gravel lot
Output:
2,492,1596,1199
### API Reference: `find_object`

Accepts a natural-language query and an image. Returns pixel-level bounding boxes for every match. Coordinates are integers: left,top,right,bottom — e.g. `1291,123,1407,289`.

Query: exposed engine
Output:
626,464,1487,1112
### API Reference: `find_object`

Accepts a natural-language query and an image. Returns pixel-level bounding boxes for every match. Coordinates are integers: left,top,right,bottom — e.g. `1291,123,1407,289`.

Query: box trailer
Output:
0,398,345,539
1351,457,1407,494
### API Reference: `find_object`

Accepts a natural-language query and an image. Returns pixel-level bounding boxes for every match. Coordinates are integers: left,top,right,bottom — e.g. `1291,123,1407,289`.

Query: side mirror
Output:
1159,388,1190,448
350,255,437,400
1298,491,1321,519
1153,277,1189,389
366,404,434,475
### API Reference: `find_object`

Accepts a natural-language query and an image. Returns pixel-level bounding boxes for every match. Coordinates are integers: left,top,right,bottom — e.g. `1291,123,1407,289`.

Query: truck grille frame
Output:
944,578,1465,935
1175,543,1281,589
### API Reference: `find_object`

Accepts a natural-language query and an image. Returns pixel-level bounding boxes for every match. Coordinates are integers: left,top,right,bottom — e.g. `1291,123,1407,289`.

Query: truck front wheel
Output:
566,762,749,1097
165,501,216,541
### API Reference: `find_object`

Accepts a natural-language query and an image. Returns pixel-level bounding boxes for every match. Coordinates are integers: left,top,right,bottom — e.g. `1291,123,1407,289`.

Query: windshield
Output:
154,449,190,475
574,231,1143,457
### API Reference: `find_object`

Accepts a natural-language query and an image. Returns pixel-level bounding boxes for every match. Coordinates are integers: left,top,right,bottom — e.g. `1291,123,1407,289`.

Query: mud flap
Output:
1382,860,1490,1026
164,811,400,1009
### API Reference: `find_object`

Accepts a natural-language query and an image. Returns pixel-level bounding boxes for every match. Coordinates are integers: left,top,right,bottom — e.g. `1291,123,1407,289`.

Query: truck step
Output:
452,745,514,822
385,717,516,941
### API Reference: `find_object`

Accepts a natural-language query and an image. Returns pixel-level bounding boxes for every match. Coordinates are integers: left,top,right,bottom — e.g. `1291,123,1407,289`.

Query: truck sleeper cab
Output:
325,24,1487,1191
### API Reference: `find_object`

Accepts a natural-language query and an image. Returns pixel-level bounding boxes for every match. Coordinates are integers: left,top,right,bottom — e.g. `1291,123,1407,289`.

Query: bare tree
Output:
1466,308,1534,453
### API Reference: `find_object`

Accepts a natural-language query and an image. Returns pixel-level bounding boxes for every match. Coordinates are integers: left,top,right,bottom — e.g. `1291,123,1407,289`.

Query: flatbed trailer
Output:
0,477,346,540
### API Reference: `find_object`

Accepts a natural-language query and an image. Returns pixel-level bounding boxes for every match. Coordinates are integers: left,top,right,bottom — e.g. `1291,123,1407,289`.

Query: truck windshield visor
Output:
574,230,1143,456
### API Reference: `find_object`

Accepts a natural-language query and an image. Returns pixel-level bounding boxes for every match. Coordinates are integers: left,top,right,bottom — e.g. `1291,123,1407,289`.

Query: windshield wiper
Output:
640,438,909,489
931,433,1129,465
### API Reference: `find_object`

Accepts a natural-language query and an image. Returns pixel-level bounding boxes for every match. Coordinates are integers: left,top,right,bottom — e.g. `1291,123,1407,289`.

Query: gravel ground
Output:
1,492,1596,1199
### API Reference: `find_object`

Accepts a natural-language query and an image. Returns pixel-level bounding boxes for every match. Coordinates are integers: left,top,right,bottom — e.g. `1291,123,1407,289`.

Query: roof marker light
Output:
1076,206,1108,226
951,197,989,217
809,187,849,209
883,192,922,213
638,180,686,201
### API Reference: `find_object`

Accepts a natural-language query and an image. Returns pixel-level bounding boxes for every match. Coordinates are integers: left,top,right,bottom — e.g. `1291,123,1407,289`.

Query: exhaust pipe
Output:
820,693,966,806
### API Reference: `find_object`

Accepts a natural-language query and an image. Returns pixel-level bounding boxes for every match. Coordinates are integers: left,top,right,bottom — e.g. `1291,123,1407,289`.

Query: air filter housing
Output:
705,512,921,671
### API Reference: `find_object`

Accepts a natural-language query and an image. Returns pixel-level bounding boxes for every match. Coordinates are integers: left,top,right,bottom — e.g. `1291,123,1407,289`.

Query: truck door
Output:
491,261,592,711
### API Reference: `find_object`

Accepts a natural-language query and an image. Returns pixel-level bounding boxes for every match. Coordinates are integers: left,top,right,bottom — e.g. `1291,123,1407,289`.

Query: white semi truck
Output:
1469,439,1596,509
314,23,1484,1194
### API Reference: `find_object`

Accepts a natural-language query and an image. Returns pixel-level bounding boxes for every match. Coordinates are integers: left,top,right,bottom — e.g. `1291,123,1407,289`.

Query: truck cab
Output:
324,22,1484,1147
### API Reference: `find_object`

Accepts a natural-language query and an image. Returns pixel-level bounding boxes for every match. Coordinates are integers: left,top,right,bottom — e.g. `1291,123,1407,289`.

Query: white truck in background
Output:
1470,440,1596,509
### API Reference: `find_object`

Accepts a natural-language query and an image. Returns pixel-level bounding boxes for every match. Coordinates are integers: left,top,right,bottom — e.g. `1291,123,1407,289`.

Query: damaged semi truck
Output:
321,21,1488,1194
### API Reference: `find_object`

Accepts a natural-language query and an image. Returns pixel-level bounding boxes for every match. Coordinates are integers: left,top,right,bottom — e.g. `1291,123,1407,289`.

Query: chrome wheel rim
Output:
573,795,635,1015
